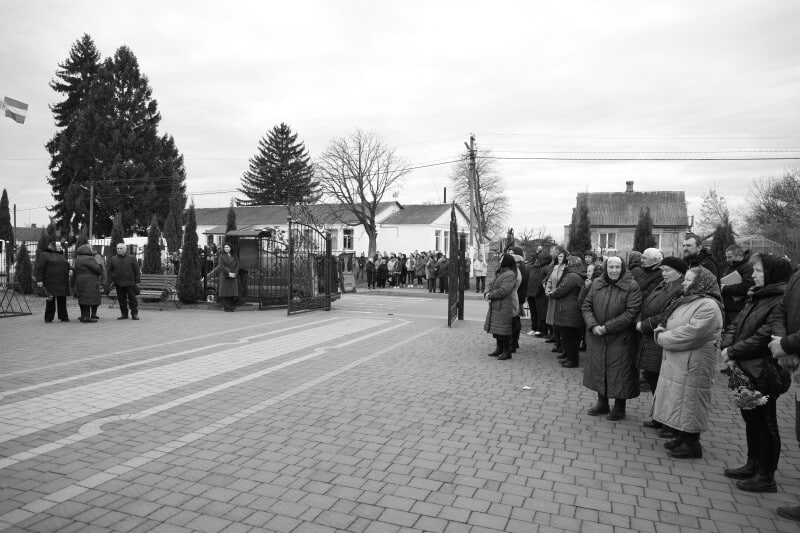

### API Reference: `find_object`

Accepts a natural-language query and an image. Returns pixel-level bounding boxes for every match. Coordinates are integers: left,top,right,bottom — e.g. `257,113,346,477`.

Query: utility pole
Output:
464,134,479,252
88,182,94,239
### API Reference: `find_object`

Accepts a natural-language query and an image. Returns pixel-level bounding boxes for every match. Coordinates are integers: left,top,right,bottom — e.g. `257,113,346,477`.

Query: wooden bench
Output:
109,274,182,311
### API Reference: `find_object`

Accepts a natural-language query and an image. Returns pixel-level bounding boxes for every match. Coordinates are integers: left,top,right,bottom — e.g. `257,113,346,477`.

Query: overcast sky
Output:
2,0,799,242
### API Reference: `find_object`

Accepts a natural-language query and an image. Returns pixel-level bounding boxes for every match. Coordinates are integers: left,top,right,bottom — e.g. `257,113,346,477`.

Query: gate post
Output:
287,217,293,316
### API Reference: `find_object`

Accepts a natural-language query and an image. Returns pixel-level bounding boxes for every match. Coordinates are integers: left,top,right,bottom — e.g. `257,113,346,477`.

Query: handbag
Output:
739,357,791,396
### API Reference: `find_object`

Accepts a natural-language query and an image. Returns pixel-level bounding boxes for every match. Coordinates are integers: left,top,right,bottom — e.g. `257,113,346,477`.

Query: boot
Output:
642,420,662,429
488,339,503,357
777,506,800,522
664,434,684,451
669,433,702,459
658,427,678,439
724,459,759,480
606,399,626,421
736,471,777,493
497,338,512,361
588,394,610,416
557,353,568,360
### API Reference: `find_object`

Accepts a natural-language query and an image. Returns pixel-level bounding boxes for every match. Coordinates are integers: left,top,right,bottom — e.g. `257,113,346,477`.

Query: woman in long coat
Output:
530,253,552,337
73,244,103,323
484,255,518,361
210,244,239,312
545,250,567,350
34,240,71,322
637,257,687,431
581,256,642,421
550,255,586,368
653,267,724,459
720,255,793,492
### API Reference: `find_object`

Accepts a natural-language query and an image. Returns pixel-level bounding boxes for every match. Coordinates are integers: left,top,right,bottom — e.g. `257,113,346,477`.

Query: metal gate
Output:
256,229,292,309
447,204,466,327
287,219,333,315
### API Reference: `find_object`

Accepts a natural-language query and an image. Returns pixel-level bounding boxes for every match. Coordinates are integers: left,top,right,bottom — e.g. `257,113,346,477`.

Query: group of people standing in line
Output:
360,250,467,294
482,235,800,520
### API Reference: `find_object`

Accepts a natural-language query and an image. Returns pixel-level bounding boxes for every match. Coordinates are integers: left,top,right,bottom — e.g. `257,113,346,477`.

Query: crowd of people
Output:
482,235,800,520
357,250,463,293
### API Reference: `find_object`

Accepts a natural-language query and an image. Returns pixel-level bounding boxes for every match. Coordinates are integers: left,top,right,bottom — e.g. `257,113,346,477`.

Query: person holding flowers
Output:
653,266,724,459
770,260,800,522
720,254,794,492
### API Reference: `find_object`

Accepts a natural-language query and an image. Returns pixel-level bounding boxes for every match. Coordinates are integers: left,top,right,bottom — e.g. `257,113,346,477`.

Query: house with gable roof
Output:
564,181,690,257
193,202,469,256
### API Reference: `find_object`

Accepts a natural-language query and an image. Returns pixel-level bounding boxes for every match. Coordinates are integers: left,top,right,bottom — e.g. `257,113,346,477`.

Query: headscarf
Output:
602,256,626,285
758,253,794,286
499,254,516,272
661,266,723,323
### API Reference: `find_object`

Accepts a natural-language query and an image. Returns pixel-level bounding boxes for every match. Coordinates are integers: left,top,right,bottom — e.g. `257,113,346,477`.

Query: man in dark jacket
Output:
34,240,71,322
720,244,754,326
770,267,800,522
531,253,553,337
108,243,141,320
683,234,720,281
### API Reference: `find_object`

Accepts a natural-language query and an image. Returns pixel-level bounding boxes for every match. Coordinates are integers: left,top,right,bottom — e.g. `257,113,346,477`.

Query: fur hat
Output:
660,256,688,274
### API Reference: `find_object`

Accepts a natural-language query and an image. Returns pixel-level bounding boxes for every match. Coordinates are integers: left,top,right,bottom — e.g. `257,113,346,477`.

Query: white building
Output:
192,202,470,256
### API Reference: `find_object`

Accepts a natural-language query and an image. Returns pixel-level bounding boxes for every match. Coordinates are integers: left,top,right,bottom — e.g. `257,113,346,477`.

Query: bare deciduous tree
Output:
316,129,410,255
449,149,508,242
696,185,730,236
744,169,800,259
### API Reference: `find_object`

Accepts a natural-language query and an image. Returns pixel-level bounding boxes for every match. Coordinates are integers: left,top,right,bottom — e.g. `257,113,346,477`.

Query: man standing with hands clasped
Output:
108,243,141,320
769,263,800,522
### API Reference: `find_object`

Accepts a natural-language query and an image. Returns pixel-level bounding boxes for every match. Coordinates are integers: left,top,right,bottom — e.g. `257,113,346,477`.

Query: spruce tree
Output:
46,34,102,236
238,123,319,205
108,213,125,259
571,194,592,254
163,176,186,254
711,216,736,263
177,203,203,303
142,214,163,274
633,207,657,252
566,206,578,253
14,244,33,294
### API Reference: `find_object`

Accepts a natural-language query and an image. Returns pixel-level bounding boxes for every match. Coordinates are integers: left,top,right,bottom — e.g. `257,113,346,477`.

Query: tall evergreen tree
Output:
47,37,187,237
571,194,592,254
238,123,319,205
142,214,163,274
163,176,186,254
633,207,657,252
108,213,125,259
46,34,102,236
0,189,12,273
36,228,49,260
177,203,203,303
225,203,237,247
566,206,578,253
711,215,736,263
14,244,34,294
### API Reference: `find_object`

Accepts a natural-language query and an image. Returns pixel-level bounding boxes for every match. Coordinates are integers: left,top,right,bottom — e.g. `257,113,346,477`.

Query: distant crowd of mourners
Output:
482,235,800,523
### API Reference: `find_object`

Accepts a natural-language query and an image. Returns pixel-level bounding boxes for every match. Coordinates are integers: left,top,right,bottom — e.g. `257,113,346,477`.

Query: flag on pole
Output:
0,96,28,124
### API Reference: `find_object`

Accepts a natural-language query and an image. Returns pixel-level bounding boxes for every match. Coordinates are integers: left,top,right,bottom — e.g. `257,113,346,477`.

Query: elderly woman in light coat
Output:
653,266,724,459
582,255,642,421
484,255,518,361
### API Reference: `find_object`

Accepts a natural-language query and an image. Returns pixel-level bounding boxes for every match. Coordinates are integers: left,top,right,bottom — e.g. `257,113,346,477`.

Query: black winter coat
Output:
638,266,663,301
550,267,585,328
772,270,800,356
73,244,102,305
638,278,683,373
721,256,755,316
722,283,785,362
108,253,141,287
34,250,71,296
686,248,721,281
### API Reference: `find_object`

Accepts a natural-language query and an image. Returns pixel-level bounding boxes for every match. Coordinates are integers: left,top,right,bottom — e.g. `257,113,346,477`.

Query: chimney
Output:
625,181,634,193
31,223,37,228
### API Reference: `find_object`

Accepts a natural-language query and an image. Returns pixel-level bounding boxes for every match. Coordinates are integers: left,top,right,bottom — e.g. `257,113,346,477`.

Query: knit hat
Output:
660,256,688,274
500,255,516,269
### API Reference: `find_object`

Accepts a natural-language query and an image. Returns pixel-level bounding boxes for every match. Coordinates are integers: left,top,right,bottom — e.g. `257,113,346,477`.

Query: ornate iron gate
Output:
287,219,333,315
447,204,466,327
256,229,291,309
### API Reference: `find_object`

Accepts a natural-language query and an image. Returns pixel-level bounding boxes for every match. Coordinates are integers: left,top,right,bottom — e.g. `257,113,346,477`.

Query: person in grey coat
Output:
484,255,518,361
72,244,103,323
582,256,642,421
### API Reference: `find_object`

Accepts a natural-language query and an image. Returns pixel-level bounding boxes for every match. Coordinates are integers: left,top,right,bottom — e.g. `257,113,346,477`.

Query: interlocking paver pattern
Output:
1,292,800,532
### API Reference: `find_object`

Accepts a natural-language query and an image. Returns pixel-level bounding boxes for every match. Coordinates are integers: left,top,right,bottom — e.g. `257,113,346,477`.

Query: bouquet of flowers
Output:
731,386,769,410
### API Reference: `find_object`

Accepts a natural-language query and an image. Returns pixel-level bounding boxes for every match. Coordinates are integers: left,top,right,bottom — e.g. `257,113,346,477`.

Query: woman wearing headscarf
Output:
484,255,518,361
637,256,687,432
530,252,552,337
545,250,567,352
720,254,793,492
582,256,642,420
34,240,72,322
653,267,724,459
550,255,586,368
210,243,239,312
73,244,103,323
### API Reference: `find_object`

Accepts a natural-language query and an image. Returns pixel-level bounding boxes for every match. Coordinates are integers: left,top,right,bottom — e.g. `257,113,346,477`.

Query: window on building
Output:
444,231,450,251
435,230,442,251
653,233,662,249
328,229,338,249
343,229,353,250
599,232,617,250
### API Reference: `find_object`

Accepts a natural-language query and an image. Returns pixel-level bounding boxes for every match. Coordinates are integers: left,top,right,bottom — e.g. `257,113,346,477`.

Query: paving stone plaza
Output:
1,292,799,532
